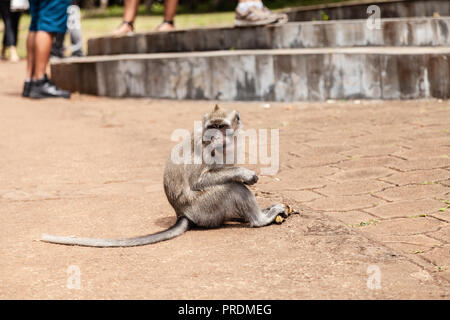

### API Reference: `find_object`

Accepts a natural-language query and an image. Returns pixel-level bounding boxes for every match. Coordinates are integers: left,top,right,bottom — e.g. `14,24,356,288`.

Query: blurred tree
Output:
144,0,154,13
100,0,109,9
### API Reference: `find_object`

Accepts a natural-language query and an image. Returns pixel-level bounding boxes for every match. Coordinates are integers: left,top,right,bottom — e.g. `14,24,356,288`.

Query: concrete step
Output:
87,17,450,56
285,0,450,22
51,46,450,101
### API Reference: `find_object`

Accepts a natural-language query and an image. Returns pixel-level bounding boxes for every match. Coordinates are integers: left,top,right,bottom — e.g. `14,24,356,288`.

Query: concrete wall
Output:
285,0,450,22
52,47,450,101
87,17,450,56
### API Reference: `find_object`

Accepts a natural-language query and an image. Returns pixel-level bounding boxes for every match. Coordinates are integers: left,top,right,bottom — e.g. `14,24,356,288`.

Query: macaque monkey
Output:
41,105,291,247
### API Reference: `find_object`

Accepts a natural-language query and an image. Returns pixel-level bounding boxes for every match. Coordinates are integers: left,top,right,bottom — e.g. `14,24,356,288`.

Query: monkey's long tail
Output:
41,217,191,247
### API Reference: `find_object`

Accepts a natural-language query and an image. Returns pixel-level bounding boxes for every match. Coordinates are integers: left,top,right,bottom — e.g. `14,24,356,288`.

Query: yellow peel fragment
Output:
275,215,284,224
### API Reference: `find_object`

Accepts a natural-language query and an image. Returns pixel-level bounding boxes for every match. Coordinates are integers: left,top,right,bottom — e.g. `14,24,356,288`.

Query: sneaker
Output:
263,6,288,25
22,81,32,98
234,5,288,27
29,76,71,99
71,50,84,58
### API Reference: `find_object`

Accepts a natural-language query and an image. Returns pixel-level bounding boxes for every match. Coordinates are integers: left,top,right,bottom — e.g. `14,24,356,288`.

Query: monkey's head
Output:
202,104,242,155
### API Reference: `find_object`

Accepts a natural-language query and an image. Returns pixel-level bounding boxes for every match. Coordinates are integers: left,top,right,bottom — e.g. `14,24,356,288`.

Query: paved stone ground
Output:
0,62,449,299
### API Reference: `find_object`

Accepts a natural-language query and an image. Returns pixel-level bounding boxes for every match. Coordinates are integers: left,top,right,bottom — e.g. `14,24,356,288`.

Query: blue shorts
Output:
29,0,71,34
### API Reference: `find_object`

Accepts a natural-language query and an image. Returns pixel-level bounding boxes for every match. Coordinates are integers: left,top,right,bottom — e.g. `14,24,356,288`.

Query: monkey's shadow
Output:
154,216,248,230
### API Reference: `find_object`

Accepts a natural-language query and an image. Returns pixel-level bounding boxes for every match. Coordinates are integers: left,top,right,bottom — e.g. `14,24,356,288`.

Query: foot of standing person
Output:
112,21,134,37
234,1,288,27
8,46,20,63
22,80,32,98
71,50,84,57
28,75,71,99
155,21,175,32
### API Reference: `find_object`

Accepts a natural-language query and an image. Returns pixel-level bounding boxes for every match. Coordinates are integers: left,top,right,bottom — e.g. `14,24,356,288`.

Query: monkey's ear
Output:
213,104,220,112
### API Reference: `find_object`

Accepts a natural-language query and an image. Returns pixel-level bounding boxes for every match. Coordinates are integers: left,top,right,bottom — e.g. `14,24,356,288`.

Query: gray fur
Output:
41,105,288,247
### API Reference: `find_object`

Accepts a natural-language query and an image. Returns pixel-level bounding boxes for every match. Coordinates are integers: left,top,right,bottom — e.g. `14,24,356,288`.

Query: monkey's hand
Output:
236,168,259,185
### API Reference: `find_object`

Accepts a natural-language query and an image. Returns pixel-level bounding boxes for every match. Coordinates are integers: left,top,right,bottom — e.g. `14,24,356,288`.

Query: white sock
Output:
237,1,264,12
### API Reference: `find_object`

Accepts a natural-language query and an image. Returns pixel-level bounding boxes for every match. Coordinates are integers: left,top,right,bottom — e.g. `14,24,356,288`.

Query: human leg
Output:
155,0,178,31
112,0,139,36
0,1,15,58
8,11,21,61
27,0,71,99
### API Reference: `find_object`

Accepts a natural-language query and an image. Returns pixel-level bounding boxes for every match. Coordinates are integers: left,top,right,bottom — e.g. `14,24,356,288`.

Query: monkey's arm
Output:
191,167,258,190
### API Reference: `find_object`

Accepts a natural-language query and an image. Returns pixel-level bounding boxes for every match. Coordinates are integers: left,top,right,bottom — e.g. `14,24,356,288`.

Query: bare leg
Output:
155,0,178,31
26,31,36,80
33,31,52,80
113,0,139,36
238,0,262,3
123,0,140,22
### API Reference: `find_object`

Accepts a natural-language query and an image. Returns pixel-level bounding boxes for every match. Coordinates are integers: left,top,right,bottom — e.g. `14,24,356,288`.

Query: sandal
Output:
155,20,175,32
112,20,134,37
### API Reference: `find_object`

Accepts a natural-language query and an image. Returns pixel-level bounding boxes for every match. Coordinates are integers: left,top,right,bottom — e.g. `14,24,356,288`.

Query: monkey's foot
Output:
274,205,299,225
286,204,299,216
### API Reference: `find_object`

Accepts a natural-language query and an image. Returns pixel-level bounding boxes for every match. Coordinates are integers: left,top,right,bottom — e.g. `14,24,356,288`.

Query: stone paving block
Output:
327,167,395,182
285,152,348,168
305,145,355,155
323,210,378,226
375,184,448,202
320,180,390,196
279,165,339,180
363,217,443,236
427,225,450,243
366,199,447,219
275,177,329,190
400,128,450,141
411,137,450,149
335,156,402,170
392,147,450,161
381,169,450,186
307,194,383,212
387,157,450,172
430,212,450,223
421,245,450,270
369,234,443,254
345,145,406,157
274,190,323,203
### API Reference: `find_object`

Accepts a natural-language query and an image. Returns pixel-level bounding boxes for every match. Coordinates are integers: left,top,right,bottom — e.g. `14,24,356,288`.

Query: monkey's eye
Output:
235,112,241,122
208,124,228,130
